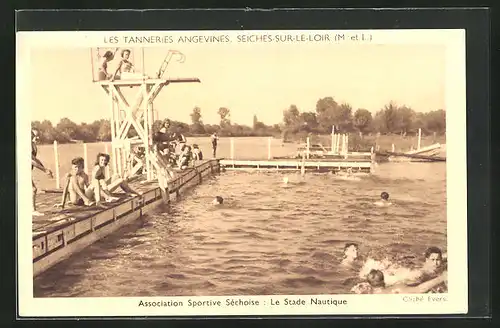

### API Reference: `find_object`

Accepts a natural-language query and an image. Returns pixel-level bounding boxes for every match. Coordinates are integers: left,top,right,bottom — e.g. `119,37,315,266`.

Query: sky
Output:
29,42,446,126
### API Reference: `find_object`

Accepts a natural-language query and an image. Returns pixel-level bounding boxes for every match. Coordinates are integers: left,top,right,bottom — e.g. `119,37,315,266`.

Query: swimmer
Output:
403,247,447,288
422,247,445,273
341,243,362,267
212,196,224,206
363,269,447,294
374,192,392,207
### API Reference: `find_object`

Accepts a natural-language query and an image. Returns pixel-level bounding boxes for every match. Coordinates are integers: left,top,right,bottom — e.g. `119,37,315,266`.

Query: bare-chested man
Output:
365,269,447,294
56,157,95,208
31,129,53,216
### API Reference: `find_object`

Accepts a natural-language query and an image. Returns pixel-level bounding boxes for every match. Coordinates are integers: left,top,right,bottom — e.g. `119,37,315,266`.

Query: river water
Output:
33,162,446,297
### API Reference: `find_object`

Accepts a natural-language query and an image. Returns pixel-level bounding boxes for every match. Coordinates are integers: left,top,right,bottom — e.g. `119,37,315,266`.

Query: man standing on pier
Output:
31,129,53,216
211,132,219,158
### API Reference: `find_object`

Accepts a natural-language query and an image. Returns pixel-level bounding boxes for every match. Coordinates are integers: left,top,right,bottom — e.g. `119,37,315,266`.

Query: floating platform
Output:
376,144,445,163
219,159,372,173
32,160,220,277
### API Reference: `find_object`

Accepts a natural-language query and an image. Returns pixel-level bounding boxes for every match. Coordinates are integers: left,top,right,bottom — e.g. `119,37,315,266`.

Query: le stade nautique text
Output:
138,297,348,308
103,33,371,45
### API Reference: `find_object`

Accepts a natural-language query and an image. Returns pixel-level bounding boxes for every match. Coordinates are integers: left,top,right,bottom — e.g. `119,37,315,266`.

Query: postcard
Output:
17,29,467,317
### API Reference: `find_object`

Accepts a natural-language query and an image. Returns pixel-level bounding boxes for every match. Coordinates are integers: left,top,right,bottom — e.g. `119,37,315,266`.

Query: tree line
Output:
31,97,445,144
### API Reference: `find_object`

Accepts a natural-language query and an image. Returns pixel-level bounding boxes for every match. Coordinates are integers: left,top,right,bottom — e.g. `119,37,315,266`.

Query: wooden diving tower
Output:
92,48,200,182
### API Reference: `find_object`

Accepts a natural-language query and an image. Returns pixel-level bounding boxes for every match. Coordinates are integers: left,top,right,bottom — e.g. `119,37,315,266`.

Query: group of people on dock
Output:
31,118,220,215
31,128,140,216
341,243,447,294
55,153,140,209
149,119,219,171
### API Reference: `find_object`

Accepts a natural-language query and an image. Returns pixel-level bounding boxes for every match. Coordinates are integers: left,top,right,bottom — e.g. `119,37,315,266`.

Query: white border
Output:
17,29,467,317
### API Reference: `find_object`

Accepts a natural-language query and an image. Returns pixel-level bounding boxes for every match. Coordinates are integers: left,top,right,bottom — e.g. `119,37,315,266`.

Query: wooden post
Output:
109,88,117,177
104,143,110,179
336,133,341,154
341,134,345,154
267,137,272,160
301,151,306,176
306,137,310,159
417,128,422,150
83,143,88,174
230,138,235,159
53,141,60,189
148,102,154,179
144,100,151,181
345,134,349,155
331,126,335,152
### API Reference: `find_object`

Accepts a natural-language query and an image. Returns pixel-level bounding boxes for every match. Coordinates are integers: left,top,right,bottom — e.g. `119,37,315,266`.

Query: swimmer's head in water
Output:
212,196,224,205
423,247,443,271
344,243,359,260
367,269,385,288
381,192,390,200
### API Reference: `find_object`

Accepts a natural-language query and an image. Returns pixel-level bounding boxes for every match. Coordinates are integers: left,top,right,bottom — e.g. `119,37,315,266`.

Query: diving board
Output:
92,47,201,182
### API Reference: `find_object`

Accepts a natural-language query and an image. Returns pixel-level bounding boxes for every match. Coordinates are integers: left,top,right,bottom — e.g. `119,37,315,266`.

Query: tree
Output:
190,107,205,134
423,109,446,135
337,103,354,132
218,107,231,127
190,107,203,125
97,120,112,141
299,111,318,132
283,105,301,130
395,105,416,135
56,118,79,140
315,97,352,133
353,109,373,134
78,123,96,142
253,114,259,130
373,101,399,134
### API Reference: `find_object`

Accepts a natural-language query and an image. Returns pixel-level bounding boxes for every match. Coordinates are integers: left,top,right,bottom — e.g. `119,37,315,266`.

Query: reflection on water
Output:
34,163,446,297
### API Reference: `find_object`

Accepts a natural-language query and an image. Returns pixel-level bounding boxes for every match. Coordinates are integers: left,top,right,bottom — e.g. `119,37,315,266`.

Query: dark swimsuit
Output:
31,142,37,170
95,167,106,180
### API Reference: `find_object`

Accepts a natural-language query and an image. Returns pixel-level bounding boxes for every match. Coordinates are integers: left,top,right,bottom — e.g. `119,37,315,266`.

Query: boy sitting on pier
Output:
192,144,203,161
56,157,95,208
178,145,192,170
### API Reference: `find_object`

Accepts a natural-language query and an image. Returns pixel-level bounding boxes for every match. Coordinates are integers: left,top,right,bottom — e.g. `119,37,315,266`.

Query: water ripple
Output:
34,163,447,297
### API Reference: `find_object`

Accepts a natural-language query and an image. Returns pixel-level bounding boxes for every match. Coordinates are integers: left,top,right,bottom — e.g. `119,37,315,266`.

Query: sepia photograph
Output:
17,29,467,317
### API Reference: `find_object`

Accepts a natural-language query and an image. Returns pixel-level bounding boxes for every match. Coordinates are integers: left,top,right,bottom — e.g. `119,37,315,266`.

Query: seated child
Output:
91,153,141,203
178,145,192,170
56,157,96,208
192,144,203,161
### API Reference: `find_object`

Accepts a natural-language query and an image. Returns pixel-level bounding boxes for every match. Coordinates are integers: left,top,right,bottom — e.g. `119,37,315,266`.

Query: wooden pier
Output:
219,159,372,173
32,160,220,277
